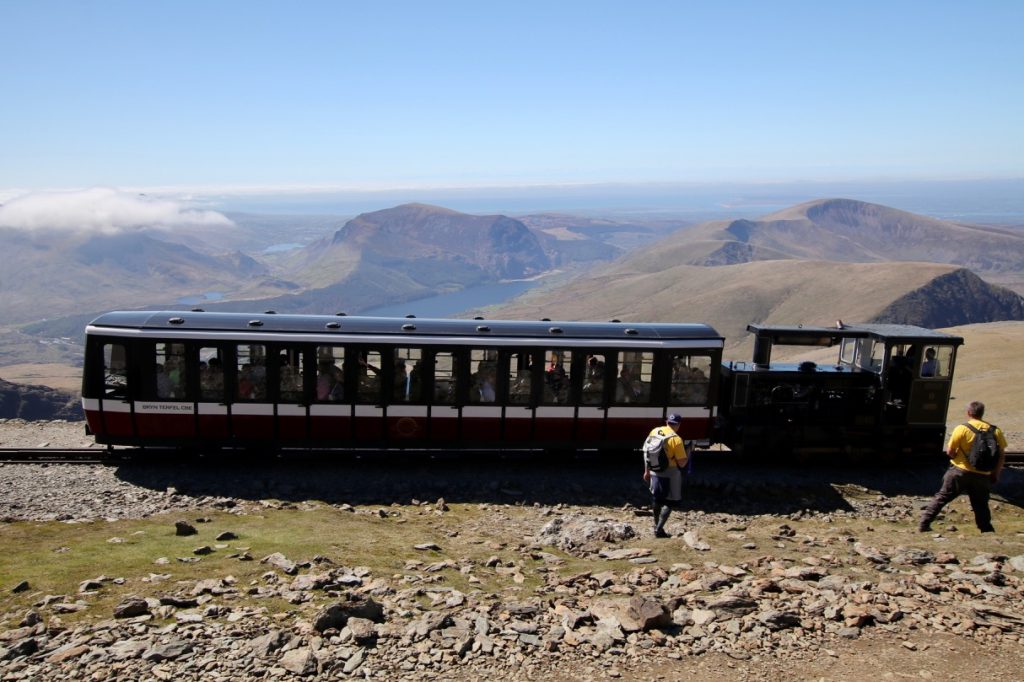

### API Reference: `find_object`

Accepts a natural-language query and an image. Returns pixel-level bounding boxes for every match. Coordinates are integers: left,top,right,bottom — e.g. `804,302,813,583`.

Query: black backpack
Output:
964,423,1000,471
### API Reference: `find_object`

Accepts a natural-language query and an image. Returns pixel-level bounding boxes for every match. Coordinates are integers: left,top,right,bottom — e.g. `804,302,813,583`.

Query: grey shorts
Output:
650,467,682,502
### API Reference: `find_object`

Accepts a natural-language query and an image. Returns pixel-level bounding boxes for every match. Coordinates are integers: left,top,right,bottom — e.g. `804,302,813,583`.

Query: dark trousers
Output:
921,466,994,532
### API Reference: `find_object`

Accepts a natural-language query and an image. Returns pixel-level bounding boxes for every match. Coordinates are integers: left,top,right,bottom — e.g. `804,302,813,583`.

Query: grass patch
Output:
2,497,1021,629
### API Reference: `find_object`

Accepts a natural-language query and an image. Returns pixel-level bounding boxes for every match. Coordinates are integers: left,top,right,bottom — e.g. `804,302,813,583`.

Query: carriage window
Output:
199,347,225,402
920,345,953,379
470,348,498,403
507,351,534,405
581,352,607,405
236,344,267,401
103,343,128,399
315,346,345,401
614,351,654,404
432,351,456,405
277,346,305,403
542,349,571,405
356,349,383,403
393,347,422,403
670,354,711,405
156,342,187,400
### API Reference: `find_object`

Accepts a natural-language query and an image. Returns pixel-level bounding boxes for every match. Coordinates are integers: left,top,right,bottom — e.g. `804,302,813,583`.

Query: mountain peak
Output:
323,203,552,280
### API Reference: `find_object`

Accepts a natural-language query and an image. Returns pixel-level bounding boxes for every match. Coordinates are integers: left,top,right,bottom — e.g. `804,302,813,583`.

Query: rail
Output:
0,447,1022,465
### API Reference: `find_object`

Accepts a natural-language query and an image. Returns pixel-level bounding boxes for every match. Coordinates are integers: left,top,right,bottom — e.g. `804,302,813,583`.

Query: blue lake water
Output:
177,292,225,305
263,242,304,253
362,280,540,318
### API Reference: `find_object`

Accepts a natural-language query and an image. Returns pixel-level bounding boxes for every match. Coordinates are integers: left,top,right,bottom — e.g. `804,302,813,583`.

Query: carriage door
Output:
352,348,386,442
503,349,538,442
197,345,229,440
135,342,195,440
386,346,426,443
606,350,657,441
577,351,609,440
428,349,459,442
908,345,955,425
461,348,499,443
87,341,132,439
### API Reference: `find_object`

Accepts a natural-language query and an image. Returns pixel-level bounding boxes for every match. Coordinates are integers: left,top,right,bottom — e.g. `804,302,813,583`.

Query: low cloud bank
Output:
0,187,233,233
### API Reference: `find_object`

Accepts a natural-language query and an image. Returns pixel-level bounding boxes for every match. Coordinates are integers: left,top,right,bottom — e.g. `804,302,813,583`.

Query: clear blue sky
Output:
2,0,1022,193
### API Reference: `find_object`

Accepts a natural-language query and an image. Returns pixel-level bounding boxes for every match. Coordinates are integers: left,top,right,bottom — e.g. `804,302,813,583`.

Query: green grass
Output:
2,497,1021,629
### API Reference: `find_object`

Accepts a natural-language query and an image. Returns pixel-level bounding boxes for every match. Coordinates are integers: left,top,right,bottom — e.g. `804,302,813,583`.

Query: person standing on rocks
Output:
642,413,690,538
919,400,1007,533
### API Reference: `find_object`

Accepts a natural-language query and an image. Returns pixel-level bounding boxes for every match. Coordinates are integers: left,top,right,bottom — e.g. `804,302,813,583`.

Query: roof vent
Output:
402,323,416,331
405,314,416,318
624,328,639,336
264,310,277,314
168,317,185,325
474,316,484,321
248,319,264,327
549,326,563,334
541,318,551,322
477,325,491,332
610,319,621,323
326,322,341,330
191,308,205,313
335,312,347,316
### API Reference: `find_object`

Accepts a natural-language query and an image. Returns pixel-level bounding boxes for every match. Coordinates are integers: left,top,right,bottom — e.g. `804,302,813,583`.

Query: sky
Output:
1,0,1022,203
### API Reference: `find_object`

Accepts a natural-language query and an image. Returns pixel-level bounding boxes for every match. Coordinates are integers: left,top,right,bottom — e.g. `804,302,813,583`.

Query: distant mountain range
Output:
0,203,647,325
671,198,1024,271
5,197,1024,348
146,204,647,317
489,199,1024,350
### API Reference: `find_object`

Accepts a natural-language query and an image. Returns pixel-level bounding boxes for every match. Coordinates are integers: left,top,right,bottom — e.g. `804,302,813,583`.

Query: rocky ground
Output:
1,420,1023,680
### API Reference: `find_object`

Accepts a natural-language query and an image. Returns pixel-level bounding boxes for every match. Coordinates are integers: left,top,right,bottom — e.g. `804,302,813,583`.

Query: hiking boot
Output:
654,529,671,538
979,525,995,533
918,523,932,533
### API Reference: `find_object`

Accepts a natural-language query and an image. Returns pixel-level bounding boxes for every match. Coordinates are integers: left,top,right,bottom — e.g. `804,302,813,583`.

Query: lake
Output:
362,280,541,318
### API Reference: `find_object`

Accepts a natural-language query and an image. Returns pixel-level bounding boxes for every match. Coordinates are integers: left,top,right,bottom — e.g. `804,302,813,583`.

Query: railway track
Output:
1,447,1023,465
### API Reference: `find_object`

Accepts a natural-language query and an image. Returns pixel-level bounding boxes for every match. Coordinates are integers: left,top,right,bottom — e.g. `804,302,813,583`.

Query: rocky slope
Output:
0,424,1022,680
0,380,81,421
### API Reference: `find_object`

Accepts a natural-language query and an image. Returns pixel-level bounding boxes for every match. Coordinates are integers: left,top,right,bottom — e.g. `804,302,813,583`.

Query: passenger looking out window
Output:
356,350,382,402
200,348,224,401
507,351,533,405
278,349,303,402
316,346,345,401
470,349,498,403
236,344,266,400
670,354,711,405
156,342,186,400
614,351,653,405
581,353,606,405
542,349,571,404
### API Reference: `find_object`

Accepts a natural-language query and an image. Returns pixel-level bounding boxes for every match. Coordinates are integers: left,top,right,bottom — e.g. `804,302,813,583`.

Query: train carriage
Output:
82,311,724,452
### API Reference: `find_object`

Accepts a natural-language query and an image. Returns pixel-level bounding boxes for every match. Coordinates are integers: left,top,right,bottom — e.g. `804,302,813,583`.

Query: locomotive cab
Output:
717,323,963,458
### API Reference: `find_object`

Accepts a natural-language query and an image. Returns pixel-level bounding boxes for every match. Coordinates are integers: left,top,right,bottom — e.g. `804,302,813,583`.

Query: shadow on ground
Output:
113,450,1024,515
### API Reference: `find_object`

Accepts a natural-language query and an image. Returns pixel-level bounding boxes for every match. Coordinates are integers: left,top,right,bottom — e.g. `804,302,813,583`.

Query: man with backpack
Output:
919,401,1007,533
642,413,691,538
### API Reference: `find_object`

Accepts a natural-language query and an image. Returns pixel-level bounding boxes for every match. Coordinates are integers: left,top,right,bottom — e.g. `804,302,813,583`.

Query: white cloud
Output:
0,187,234,233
